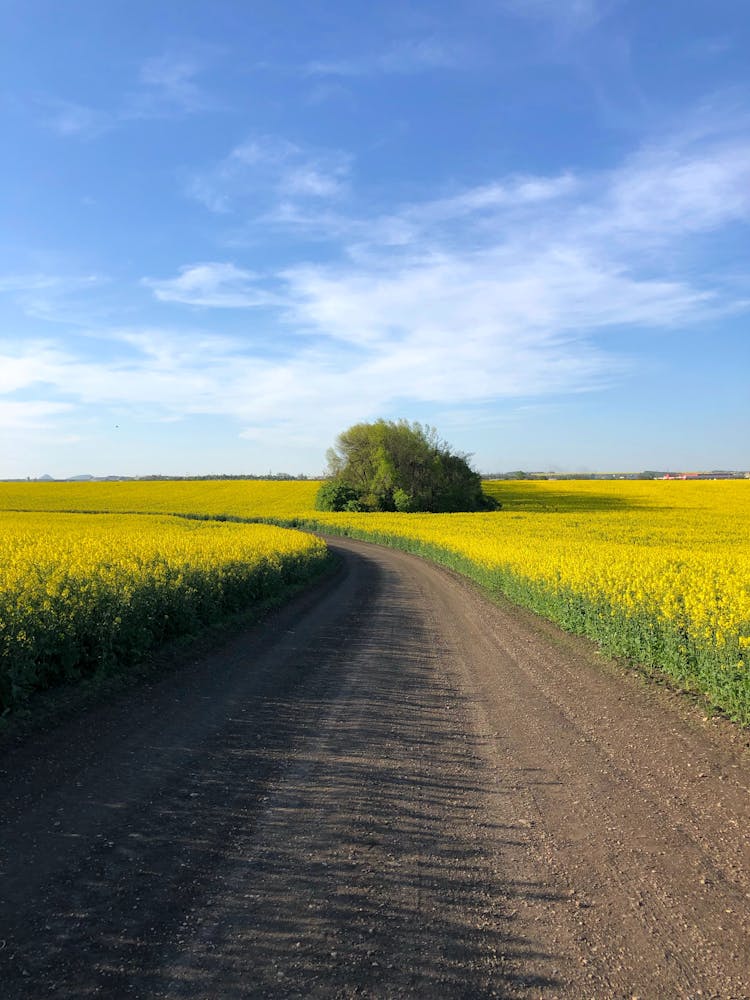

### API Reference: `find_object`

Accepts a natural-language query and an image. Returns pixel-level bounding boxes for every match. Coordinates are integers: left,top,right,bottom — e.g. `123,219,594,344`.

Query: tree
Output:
315,419,498,513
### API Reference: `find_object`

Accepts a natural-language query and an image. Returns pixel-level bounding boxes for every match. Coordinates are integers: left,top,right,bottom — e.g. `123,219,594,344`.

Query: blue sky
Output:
1,0,749,477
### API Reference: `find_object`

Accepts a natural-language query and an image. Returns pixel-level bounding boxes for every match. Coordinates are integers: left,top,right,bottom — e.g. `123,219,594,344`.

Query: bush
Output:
314,479,362,512
323,418,497,513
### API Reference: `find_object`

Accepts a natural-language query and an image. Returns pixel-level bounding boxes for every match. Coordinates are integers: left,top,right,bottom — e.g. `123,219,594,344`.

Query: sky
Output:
1,0,749,478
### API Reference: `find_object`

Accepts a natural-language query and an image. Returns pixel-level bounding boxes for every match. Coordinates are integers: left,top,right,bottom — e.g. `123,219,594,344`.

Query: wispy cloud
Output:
0,342,70,394
500,0,608,31
350,121,750,262
364,173,578,246
140,54,204,102
187,134,352,214
604,136,750,240
254,121,750,418
124,52,220,119
0,274,66,294
286,249,709,347
0,400,74,431
38,98,109,138
36,49,219,138
143,262,277,308
0,323,602,448
5,114,750,453
0,272,105,322
0,332,340,437
306,38,467,77
683,36,733,61
283,165,346,199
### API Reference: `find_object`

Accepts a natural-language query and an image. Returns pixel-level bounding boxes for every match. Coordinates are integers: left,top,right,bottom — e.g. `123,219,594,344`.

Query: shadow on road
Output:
1,545,565,998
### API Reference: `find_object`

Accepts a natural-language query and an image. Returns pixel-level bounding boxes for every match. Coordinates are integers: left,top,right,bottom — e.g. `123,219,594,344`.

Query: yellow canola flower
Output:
308,479,750,665
1,478,748,692
0,511,327,710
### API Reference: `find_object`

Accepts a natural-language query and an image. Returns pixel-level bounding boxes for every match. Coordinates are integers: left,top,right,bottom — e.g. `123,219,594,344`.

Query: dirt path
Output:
1,536,748,999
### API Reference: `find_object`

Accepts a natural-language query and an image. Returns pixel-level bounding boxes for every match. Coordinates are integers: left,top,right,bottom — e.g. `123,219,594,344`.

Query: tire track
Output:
0,536,748,998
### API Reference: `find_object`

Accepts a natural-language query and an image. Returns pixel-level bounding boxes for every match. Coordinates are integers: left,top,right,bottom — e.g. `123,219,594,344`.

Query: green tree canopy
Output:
315,419,497,513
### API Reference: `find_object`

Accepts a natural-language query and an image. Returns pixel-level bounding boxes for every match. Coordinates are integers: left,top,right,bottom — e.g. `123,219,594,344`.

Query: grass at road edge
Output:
256,517,750,728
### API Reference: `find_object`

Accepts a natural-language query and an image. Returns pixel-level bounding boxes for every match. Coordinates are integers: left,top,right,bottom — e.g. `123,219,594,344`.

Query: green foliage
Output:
314,479,362,512
393,487,417,512
321,419,497,513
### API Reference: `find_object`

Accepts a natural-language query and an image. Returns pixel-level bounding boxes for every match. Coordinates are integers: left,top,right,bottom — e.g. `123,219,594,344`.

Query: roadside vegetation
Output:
309,482,750,724
1,478,748,723
0,512,330,714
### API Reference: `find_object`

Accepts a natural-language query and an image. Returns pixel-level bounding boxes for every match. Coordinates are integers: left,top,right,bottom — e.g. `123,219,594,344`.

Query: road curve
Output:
0,536,748,999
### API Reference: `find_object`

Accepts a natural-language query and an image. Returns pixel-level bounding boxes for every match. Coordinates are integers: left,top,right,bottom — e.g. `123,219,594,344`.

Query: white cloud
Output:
230,137,298,167
0,274,63,294
349,126,750,261
279,242,705,404
262,124,750,416
5,114,750,459
185,174,232,214
289,250,707,350
605,140,750,239
0,343,70,393
370,173,578,244
0,333,355,442
0,272,105,321
37,50,219,138
124,52,219,118
0,313,616,463
0,400,74,430
283,166,346,199
143,263,277,308
139,55,201,100
187,134,352,214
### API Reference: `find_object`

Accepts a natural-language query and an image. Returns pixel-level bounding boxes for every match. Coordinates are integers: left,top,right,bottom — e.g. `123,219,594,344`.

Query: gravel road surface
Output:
1,536,748,999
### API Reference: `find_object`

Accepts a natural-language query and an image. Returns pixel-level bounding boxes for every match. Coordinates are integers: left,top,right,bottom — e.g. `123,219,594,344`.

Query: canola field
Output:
315,480,750,723
1,478,748,722
0,511,329,713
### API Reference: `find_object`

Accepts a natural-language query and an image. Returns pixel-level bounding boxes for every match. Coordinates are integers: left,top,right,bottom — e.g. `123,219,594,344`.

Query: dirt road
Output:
1,536,749,999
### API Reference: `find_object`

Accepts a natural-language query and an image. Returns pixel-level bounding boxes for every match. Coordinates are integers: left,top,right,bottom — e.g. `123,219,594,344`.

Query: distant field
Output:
0,479,320,518
2,478,748,722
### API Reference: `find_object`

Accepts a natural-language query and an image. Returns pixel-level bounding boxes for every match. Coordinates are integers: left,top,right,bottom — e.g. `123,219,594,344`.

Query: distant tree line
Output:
137,473,311,481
